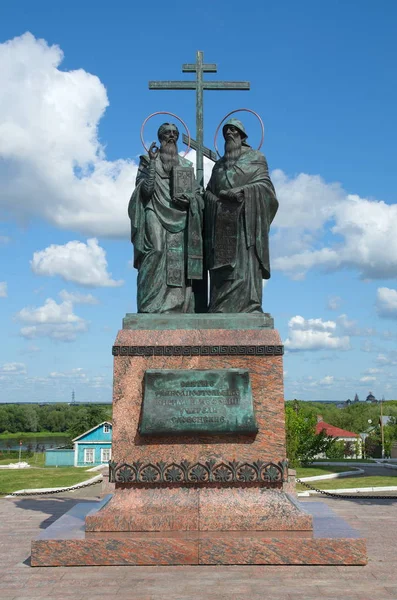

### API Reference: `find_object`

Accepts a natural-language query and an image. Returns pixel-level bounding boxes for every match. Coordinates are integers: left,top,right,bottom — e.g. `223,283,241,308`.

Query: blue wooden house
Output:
45,448,74,466
73,421,112,466
45,421,112,467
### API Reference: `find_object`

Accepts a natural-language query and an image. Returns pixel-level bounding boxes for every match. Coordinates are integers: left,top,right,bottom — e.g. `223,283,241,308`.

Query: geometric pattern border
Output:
109,459,288,485
112,345,284,357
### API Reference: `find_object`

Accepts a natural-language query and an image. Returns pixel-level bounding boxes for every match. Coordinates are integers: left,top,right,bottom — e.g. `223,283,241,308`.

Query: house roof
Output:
315,421,359,439
72,421,112,442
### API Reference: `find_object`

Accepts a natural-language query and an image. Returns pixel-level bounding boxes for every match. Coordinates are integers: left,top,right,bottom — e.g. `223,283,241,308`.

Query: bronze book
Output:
172,165,195,196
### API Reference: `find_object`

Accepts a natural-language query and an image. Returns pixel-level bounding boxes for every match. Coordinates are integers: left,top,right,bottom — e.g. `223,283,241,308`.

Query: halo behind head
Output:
214,108,264,158
140,112,190,157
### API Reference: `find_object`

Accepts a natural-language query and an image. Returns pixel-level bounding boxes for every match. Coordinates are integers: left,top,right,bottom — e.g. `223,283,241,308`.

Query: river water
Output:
0,436,70,452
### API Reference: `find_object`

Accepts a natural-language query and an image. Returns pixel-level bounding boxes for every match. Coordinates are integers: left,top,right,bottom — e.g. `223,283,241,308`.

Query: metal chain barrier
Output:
0,478,102,497
296,477,397,500
2,475,396,500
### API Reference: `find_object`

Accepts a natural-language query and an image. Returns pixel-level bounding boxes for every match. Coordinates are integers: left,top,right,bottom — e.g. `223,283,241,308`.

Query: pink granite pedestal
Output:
31,317,367,566
86,326,304,536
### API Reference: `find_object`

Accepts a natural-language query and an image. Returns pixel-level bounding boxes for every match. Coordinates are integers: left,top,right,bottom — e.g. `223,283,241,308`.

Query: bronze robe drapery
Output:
204,147,278,313
128,154,203,313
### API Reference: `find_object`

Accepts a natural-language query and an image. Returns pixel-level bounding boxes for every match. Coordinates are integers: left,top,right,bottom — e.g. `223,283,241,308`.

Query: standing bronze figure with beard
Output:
128,123,203,313
204,118,279,313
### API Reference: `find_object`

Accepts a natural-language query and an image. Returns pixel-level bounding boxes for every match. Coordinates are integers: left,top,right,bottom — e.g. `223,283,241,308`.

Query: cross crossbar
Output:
149,81,196,89
149,81,250,91
204,81,250,90
182,63,217,73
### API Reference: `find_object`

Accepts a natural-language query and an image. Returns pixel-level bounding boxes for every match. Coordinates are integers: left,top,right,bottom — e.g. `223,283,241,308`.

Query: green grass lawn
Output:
0,452,46,466
297,475,397,492
296,466,354,478
0,466,95,495
0,457,22,465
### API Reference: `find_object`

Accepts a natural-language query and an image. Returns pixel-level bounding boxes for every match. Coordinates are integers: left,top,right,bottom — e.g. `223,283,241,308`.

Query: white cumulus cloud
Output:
0,362,26,375
0,32,136,237
31,238,123,287
376,287,397,319
377,352,397,366
272,170,343,231
15,298,88,341
49,368,87,379
337,314,376,337
0,281,7,297
59,289,99,304
287,315,336,332
271,168,397,282
284,315,350,351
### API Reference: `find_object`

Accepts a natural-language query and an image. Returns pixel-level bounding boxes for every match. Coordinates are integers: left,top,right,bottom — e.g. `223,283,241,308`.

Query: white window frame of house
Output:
101,447,112,463
84,448,95,464
103,424,110,433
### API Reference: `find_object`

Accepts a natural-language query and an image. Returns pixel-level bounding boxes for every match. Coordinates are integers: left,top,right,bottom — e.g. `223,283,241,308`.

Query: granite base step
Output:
31,498,367,566
85,488,313,532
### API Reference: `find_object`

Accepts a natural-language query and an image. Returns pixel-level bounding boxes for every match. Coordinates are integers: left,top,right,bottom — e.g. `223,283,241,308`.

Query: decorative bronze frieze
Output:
109,459,288,485
112,345,284,357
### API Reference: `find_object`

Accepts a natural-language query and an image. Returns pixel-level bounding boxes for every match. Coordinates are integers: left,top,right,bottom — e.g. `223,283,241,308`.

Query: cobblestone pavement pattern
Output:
0,491,396,600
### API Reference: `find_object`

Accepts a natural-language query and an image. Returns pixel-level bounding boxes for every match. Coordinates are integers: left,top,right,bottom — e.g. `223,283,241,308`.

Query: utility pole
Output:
380,395,385,459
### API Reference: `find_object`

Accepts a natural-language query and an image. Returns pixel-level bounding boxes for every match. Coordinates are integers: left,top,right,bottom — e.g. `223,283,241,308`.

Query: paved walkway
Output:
360,464,397,477
0,492,396,600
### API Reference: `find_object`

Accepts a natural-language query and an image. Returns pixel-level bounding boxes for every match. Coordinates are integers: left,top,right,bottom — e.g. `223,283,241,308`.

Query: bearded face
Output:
223,125,243,168
159,125,180,174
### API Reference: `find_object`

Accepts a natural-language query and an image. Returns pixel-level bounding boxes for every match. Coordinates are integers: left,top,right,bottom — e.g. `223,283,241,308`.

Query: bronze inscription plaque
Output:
140,369,257,435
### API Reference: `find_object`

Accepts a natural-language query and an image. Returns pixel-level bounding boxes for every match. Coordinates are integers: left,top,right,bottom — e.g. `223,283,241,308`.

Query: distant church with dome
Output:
365,391,377,403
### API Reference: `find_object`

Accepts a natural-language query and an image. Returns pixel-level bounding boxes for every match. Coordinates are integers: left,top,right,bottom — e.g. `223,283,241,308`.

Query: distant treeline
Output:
286,400,397,434
286,399,397,459
0,403,111,439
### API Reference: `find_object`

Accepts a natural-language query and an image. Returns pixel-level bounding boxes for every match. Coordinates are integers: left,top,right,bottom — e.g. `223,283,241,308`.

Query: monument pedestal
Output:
85,487,312,533
31,314,367,566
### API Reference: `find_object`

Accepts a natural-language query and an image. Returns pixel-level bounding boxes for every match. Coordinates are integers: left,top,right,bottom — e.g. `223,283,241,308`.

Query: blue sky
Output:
1,0,397,403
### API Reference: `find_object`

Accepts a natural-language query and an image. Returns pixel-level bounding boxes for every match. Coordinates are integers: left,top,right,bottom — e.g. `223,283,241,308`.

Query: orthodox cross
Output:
149,51,250,187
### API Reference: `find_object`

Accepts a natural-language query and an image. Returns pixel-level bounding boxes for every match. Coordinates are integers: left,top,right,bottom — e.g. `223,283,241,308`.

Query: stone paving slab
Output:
0,493,396,599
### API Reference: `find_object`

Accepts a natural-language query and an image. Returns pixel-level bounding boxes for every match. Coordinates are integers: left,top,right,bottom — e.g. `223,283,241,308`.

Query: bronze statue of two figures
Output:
128,119,279,314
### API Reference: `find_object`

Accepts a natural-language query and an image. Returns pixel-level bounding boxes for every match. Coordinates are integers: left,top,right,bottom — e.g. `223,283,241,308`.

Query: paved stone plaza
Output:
0,490,396,600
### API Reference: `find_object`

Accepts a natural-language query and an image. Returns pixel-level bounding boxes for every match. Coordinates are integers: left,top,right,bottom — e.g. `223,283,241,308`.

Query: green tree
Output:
21,405,39,432
344,441,355,458
326,440,345,460
0,407,11,433
285,405,334,467
365,436,381,458
67,405,109,440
